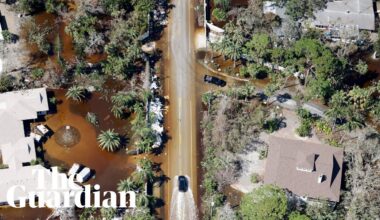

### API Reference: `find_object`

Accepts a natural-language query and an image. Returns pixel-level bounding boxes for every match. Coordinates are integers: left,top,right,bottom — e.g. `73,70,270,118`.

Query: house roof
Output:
0,137,36,169
0,111,25,145
0,89,80,206
0,88,49,145
0,88,49,120
313,0,375,30
264,136,344,202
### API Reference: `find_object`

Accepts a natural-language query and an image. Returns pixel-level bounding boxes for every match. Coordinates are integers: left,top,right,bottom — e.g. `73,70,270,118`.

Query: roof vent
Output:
318,174,326,183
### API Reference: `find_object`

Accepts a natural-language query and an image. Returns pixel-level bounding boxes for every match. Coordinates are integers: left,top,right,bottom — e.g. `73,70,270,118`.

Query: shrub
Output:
259,147,268,159
296,120,312,137
289,211,311,220
0,75,14,92
212,8,227,21
31,68,44,79
2,30,15,43
240,185,287,220
250,173,260,183
296,108,314,137
263,118,282,133
86,112,99,126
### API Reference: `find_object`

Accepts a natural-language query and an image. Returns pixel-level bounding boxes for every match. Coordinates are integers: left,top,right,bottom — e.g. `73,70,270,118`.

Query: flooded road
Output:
164,0,198,219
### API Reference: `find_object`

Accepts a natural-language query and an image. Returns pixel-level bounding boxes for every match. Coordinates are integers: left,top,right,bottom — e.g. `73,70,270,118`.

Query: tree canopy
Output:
239,185,287,220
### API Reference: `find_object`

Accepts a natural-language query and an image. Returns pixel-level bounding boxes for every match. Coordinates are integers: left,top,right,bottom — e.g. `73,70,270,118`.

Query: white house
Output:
0,88,83,206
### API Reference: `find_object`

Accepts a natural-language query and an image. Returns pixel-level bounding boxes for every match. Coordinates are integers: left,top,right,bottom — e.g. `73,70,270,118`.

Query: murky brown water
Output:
0,90,135,219
24,7,107,72
44,90,135,191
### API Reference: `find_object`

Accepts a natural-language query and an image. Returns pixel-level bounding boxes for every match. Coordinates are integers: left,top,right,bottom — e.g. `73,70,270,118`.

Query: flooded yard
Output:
43,90,136,191
0,90,136,219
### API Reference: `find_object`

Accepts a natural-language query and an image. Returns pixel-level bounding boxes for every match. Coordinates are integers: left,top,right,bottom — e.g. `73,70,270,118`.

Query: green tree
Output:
289,211,311,220
134,158,155,184
65,86,86,101
100,207,116,220
0,75,14,92
117,177,135,192
110,92,137,118
244,33,271,64
239,185,287,220
202,92,216,111
101,0,131,16
123,207,154,220
65,13,97,55
45,0,65,13
31,68,44,80
16,0,44,14
215,22,245,68
348,86,372,111
136,193,150,207
355,59,368,75
285,0,326,21
79,207,97,220
97,129,121,152
212,8,227,21
1,30,15,44
306,201,339,220
326,90,365,131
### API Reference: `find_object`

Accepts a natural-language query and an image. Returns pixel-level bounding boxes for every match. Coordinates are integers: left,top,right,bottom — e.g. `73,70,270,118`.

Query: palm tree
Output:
135,127,156,153
215,22,244,68
136,193,150,207
133,158,155,185
65,86,86,101
111,92,136,107
117,177,135,192
111,104,124,119
97,129,121,152
325,90,349,122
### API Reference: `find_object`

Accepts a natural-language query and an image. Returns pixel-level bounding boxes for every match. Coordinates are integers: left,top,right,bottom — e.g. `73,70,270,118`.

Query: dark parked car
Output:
204,75,226,87
178,176,188,192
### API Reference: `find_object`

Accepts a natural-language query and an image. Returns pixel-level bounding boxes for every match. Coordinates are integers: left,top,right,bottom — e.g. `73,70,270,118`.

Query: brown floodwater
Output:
24,6,107,72
0,90,136,219
44,90,136,192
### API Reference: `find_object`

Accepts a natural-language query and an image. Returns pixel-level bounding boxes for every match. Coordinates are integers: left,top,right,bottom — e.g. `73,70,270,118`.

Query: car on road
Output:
204,75,226,87
178,175,188,192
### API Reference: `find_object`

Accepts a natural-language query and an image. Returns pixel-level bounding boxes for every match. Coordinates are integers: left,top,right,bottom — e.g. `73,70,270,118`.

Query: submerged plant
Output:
97,129,121,152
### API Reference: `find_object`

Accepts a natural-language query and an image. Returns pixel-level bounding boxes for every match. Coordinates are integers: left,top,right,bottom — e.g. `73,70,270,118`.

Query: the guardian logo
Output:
6,167,136,208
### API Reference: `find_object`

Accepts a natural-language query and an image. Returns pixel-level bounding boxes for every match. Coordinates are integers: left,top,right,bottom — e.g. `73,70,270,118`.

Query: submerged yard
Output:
0,89,137,219
43,90,136,192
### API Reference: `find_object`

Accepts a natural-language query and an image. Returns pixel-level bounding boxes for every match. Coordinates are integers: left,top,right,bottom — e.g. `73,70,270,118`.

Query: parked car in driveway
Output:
204,75,226,87
178,175,188,192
